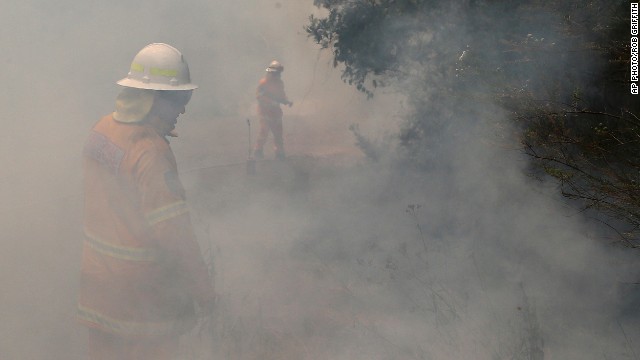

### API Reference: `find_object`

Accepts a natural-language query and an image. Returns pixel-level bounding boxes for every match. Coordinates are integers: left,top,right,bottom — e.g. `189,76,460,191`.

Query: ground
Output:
0,109,375,359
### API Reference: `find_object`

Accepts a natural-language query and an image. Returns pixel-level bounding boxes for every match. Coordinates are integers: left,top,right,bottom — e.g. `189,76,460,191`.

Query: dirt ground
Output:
4,105,639,359
175,112,383,359
0,108,376,359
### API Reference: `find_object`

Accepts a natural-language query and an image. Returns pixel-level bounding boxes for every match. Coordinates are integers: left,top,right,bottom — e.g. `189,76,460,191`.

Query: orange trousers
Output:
254,114,284,156
87,329,179,360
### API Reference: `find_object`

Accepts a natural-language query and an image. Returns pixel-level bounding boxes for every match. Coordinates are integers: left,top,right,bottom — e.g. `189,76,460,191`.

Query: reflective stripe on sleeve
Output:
84,231,159,262
77,305,194,337
145,200,189,226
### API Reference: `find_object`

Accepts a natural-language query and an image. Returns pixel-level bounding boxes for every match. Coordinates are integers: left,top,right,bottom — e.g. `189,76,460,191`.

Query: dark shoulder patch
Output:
84,131,125,175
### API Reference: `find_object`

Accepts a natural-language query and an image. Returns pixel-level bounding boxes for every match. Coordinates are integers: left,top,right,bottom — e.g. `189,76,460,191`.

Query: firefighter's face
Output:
149,91,192,136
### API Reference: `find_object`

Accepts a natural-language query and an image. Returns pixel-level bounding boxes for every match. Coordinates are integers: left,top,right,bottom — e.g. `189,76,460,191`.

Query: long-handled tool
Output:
246,118,256,175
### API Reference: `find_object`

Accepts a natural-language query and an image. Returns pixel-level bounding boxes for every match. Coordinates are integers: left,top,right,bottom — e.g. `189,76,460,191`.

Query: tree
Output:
307,0,640,247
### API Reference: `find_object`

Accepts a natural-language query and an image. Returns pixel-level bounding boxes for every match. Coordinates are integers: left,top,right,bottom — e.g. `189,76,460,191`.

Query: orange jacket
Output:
78,114,214,337
256,76,288,118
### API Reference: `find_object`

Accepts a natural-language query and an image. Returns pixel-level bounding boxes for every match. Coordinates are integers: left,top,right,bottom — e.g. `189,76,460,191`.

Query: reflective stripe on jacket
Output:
78,114,213,337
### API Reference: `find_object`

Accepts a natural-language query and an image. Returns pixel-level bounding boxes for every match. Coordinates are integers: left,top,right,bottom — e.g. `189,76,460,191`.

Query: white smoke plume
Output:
1,1,638,359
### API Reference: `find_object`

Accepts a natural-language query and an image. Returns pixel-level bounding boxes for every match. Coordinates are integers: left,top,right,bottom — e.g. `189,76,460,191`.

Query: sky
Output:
1,1,639,359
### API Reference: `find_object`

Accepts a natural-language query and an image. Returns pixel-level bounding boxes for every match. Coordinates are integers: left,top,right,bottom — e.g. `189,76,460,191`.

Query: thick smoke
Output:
1,1,638,359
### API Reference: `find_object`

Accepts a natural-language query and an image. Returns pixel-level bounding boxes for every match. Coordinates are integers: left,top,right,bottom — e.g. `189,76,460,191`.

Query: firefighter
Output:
77,43,216,360
253,60,293,160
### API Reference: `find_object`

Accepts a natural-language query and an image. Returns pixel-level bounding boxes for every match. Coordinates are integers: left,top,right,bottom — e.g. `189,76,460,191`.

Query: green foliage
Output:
308,0,443,97
513,1,640,246
307,0,640,245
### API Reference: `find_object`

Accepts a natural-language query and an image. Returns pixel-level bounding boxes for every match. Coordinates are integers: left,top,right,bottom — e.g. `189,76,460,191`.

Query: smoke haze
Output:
1,1,639,359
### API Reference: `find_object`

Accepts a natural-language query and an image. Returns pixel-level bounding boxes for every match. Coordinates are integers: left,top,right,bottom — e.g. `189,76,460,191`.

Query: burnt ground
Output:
1,110,386,359
164,111,436,359
175,113,406,359
5,108,638,359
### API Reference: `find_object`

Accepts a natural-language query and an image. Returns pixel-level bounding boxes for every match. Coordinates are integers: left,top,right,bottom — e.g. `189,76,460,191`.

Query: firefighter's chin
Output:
168,129,178,137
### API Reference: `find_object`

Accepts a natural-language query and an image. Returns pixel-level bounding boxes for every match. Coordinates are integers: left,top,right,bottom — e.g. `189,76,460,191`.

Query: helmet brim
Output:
117,78,198,91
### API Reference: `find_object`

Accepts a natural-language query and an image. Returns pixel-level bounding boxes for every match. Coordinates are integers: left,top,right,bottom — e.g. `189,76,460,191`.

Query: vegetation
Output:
307,0,640,247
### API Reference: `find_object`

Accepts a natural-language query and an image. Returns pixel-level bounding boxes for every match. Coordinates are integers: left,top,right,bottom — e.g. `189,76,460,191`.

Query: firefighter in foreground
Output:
253,60,293,160
77,43,215,359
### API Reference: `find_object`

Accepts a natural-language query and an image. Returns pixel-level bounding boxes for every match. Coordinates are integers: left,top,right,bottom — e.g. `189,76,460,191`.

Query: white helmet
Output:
266,60,284,73
117,43,197,91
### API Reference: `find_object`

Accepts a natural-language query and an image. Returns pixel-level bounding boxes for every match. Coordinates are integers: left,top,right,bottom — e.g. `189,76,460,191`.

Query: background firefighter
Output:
77,43,216,360
253,60,293,160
